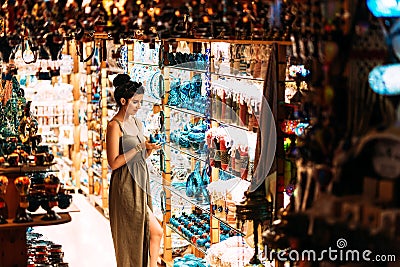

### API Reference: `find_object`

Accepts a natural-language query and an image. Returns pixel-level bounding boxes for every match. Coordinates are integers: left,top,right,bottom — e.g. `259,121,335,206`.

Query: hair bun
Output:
113,74,131,87
133,81,143,88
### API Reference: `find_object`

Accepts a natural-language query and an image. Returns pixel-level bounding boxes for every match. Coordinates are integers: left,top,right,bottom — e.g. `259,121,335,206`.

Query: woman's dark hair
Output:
113,74,145,107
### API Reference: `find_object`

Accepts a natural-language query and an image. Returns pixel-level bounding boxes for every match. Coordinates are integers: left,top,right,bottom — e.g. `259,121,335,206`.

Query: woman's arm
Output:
106,120,145,170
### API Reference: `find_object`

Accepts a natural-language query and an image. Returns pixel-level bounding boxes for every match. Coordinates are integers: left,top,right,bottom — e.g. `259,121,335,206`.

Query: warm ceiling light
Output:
154,7,161,16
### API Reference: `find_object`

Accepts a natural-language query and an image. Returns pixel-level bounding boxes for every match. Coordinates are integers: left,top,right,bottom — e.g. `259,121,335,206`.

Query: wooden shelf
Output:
0,212,71,267
130,61,159,67
0,213,71,229
0,163,56,174
167,224,207,255
165,143,207,163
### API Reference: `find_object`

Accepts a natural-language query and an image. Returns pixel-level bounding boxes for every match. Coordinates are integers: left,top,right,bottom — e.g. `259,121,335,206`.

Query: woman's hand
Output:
145,141,161,151
145,141,162,158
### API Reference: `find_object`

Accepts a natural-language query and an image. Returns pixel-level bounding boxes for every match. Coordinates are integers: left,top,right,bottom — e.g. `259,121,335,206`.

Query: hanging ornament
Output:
367,0,400,17
369,64,400,95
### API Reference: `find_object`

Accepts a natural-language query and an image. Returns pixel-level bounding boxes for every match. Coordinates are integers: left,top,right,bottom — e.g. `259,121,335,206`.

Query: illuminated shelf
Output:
130,61,159,67
143,95,161,105
167,224,207,255
165,143,207,163
168,105,206,118
159,181,244,236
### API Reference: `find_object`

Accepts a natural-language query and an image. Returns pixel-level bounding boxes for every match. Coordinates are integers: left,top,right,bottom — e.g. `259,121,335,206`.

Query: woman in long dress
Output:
106,74,163,267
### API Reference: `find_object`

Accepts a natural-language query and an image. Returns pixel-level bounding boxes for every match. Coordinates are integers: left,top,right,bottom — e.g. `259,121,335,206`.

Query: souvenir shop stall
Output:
0,0,399,267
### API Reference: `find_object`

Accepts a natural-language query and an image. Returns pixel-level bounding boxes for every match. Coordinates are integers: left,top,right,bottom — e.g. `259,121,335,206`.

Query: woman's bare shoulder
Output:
107,119,122,135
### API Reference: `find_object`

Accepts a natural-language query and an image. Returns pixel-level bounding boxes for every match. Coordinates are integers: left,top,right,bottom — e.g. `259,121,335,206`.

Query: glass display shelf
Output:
167,141,253,182
129,61,159,67
166,184,209,211
150,173,209,211
165,143,207,163
167,64,267,82
168,64,297,83
167,102,255,132
150,181,196,213
165,148,248,183
211,118,250,131
167,104,207,119
167,223,207,255
166,62,208,74
216,166,247,182
143,94,161,105
211,71,265,82
157,178,245,236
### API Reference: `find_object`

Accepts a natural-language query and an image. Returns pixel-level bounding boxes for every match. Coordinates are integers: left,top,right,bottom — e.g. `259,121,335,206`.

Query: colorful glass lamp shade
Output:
369,64,400,95
367,0,400,17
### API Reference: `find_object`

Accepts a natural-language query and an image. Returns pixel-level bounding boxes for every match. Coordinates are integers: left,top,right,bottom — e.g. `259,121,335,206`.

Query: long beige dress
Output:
109,118,152,267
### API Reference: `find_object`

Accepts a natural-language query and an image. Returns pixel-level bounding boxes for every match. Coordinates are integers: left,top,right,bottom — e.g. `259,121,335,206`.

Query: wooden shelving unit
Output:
80,34,113,218
0,166,71,267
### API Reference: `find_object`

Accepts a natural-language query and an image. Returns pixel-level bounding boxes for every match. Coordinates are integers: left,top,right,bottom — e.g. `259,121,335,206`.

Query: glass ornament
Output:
369,64,400,95
367,0,400,17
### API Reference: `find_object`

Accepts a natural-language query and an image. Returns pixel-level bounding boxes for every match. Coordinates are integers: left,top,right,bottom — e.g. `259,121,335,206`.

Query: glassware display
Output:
14,176,33,223
0,175,8,224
